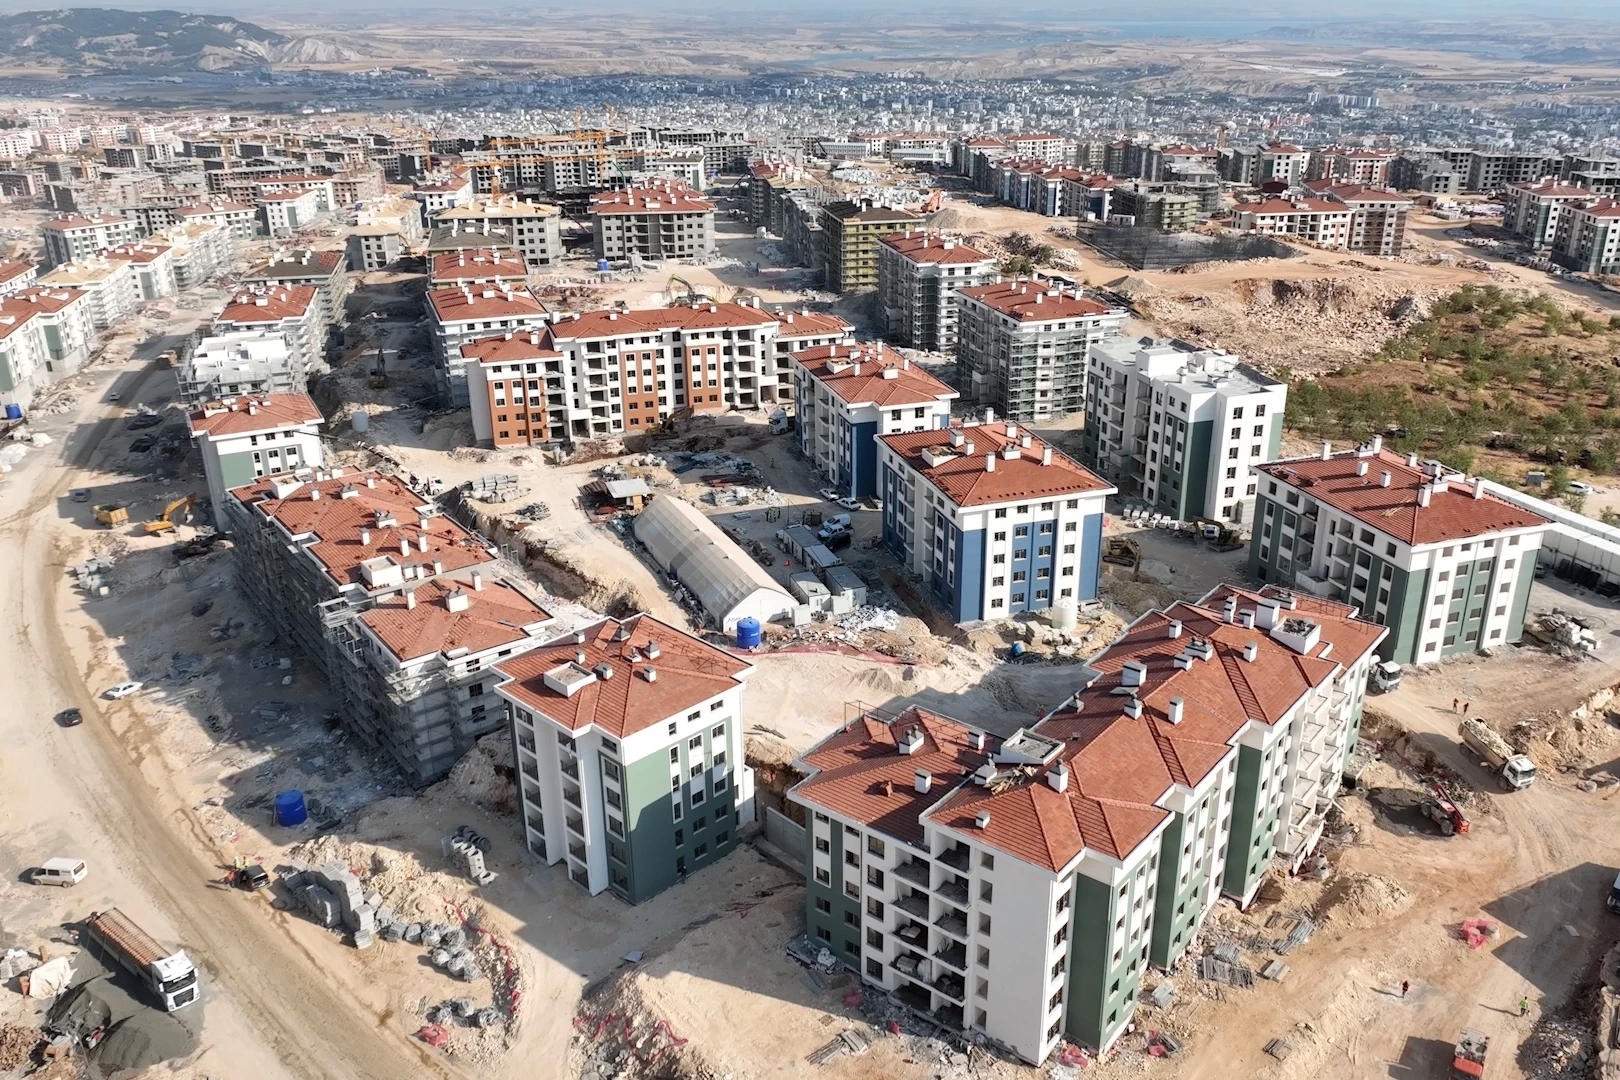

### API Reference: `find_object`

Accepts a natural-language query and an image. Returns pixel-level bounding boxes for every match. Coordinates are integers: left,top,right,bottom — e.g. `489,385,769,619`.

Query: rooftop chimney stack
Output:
1047,761,1069,792
1380,471,1392,488
914,769,932,794
1472,476,1486,500
1167,697,1185,724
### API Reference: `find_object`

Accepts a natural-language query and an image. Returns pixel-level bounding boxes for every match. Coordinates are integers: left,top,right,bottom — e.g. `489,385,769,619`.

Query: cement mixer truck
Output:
1459,718,1537,791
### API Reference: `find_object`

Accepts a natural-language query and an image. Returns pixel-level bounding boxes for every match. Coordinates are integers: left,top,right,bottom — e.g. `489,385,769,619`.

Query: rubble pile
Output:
1520,1013,1596,1080
1315,873,1412,929
0,1024,40,1071
445,733,517,814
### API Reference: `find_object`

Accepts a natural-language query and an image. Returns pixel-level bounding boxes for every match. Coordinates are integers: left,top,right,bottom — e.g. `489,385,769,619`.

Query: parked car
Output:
1567,481,1596,495
29,858,88,887
836,497,862,511
57,707,83,727
817,487,840,502
104,681,143,699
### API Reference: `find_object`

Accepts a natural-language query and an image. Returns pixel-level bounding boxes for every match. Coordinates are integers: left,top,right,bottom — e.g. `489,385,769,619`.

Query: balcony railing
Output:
568,842,587,862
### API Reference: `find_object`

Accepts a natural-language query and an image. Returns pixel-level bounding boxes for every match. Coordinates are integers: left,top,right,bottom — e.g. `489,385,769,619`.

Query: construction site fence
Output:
1074,226,1300,271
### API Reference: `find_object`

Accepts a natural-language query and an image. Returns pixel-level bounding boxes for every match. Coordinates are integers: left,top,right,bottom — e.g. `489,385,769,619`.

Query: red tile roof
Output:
174,201,253,215
1241,197,1350,216
426,284,547,323
880,231,993,265
217,286,317,324
188,393,322,438
0,261,36,285
430,248,528,284
0,309,36,341
1,287,87,314
494,614,752,738
1571,197,1620,218
460,332,563,364
590,185,713,215
259,189,317,203
792,343,958,408
43,213,134,231
103,243,172,263
358,577,552,661
547,301,776,340
230,470,494,588
957,280,1116,322
1514,180,1592,198
794,707,1000,848
1258,449,1549,546
772,309,853,337
880,422,1113,507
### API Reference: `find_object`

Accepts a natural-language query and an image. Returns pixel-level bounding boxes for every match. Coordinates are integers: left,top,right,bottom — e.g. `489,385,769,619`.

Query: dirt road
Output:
0,359,451,1080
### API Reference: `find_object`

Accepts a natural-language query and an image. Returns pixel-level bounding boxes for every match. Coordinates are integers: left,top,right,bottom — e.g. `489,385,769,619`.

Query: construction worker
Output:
1401,980,1409,998
1453,698,1460,711
1519,996,1529,1017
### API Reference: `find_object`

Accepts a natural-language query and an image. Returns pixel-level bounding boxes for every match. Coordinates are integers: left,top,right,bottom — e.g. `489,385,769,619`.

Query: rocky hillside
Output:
0,8,287,71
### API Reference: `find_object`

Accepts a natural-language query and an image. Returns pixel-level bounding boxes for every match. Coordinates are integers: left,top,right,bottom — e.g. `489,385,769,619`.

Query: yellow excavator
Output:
144,493,196,535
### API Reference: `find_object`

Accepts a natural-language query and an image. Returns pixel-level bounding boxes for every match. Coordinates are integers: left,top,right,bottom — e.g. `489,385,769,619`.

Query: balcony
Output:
935,877,970,908
934,911,969,940
563,789,582,810
561,761,579,780
932,941,967,971
566,814,584,837
895,860,931,888
568,842,587,863
932,973,966,1003
892,952,928,980
937,846,970,872
525,813,544,833
897,892,930,919
895,921,927,946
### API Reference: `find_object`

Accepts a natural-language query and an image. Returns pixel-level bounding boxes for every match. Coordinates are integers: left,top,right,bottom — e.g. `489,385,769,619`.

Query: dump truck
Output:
1451,1028,1488,1078
83,909,199,1011
1369,660,1402,694
1459,717,1536,790
93,503,129,528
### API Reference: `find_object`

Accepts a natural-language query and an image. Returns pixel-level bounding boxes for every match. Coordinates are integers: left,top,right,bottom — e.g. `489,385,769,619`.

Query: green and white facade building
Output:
1082,337,1285,525
1251,442,1551,665
494,614,755,904
788,584,1384,1062
188,393,325,514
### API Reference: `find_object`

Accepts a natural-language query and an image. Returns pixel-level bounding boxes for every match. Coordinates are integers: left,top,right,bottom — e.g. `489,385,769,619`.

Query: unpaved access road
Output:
0,357,454,1080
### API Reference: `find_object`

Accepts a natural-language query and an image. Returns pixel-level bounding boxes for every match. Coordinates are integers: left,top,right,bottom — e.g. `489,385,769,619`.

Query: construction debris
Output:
1201,954,1255,989
463,474,530,504
0,1025,40,1071
806,1028,871,1065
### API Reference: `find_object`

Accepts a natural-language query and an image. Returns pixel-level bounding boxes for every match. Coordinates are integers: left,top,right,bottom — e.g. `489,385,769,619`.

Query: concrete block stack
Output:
284,859,380,946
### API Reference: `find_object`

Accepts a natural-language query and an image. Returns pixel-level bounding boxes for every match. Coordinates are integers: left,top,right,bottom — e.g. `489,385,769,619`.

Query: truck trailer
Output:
1459,718,1536,790
83,909,199,1011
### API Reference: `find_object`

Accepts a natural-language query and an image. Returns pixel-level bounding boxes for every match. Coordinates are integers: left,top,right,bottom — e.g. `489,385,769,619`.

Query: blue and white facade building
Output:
790,342,957,501
878,417,1115,623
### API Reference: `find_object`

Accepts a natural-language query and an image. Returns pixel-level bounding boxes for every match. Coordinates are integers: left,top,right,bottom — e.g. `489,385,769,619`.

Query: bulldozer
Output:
1101,538,1141,569
143,493,196,536
667,274,714,305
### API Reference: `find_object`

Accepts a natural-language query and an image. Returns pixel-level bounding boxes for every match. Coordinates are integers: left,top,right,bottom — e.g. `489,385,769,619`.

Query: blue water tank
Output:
735,616,762,649
3,403,20,420
273,789,308,827
596,258,610,273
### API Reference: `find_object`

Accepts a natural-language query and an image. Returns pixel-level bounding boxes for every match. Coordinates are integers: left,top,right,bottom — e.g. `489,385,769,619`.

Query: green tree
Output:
1566,492,1587,514
1548,465,1572,495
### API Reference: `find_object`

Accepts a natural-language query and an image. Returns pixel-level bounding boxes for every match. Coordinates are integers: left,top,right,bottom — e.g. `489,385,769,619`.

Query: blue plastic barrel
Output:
3,403,20,420
735,616,762,649
596,258,610,273
274,789,308,826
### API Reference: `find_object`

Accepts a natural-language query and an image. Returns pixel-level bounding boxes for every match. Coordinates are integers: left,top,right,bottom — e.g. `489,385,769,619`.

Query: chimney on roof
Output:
1321,441,1332,460
1356,460,1369,477
984,407,995,425
594,662,614,681
575,649,587,665
1370,435,1382,454
445,588,470,613
405,589,417,610
1167,697,1185,725
417,532,430,552
1256,598,1280,630
897,726,924,755
1380,471,1391,488
471,570,484,591
366,475,376,488
1418,484,1432,507
914,769,932,793
1121,658,1146,687
1223,595,1238,623
984,452,996,473
431,557,444,575
1244,641,1259,663
974,809,991,829
1167,618,1182,639
360,527,371,545
1472,476,1485,500
1047,761,1069,792
645,639,660,659
1237,609,1255,629
1124,696,1143,719
309,486,321,501
641,667,658,682
399,536,411,557
1408,452,1419,467
1041,445,1053,466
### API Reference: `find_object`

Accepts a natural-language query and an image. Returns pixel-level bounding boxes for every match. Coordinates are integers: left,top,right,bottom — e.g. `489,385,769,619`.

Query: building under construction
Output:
225,467,555,785
1075,225,1299,270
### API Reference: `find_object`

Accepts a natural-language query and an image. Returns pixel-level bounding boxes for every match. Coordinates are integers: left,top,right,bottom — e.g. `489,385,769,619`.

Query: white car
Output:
1566,481,1596,495
836,497,862,511
104,681,143,699
817,487,840,502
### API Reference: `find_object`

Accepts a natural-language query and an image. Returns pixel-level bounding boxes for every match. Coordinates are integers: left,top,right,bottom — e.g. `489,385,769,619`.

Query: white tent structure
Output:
633,496,795,632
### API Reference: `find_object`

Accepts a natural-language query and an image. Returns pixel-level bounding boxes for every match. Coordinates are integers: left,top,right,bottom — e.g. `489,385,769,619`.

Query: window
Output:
815,927,831,942
1049,990,1063,1011
815,897,831,914
866,866,885,888
867,958,884,979
1053,925,1068,947
980,881,994,903
980,852,994,870
689,735,702,750
695,843,708,857
668,721,678,736
815,837,830,853
977,948,990,968
844,911,857,927
1052,957,1066,979
669,747,680,764
867,897,885,918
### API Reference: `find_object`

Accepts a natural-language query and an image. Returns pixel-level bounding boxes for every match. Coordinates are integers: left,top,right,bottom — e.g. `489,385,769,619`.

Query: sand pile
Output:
447,733,517,814
1316,873,1413,929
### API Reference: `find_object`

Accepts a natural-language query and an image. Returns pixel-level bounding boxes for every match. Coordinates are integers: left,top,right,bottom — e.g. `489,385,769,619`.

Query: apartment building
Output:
822,202,924,293
1299,183,1414,256
1390,154,1463,196
0,307,47,410
789,586,1384,1061
411,172,475,217
243,249,348,329
1505,179,1596,248
429,247,529,288
878,420,1113,622
590,183,716,262
228,468,554,784
187,392,325,510
878,232,999,353
0,286,95,384
158,220,235,288
39,256,142,329
1550,197,1620,274
214,286,325,386
426,284,550,406
331,167,386,209
1109,184,1200,233
171,200,258,241
254,173,336,213
768,308,856,386
1234,197,1353,248
1006,133,1071,162
1251,441,1552,664
0,261,38,297
41,213,141,268
494,614,756,903
1083,338,1285,525
956,280,1127,423
178,330,297,402
1219,143,1308,187
1308,148,1396,186
258,188,323,237
103,243,178,300
462,332,563,448
436,196,563,267
791,343,957,501
347,228,405,271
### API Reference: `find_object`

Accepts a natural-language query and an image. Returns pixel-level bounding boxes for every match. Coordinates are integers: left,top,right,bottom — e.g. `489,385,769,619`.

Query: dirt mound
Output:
1316,872,1413,929
1139,274,1443,377
570,964,712,1080
446,733,517,814
288,828,470,923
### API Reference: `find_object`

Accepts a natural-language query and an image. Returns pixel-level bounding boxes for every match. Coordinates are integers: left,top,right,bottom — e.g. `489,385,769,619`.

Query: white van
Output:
30,858,88,887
